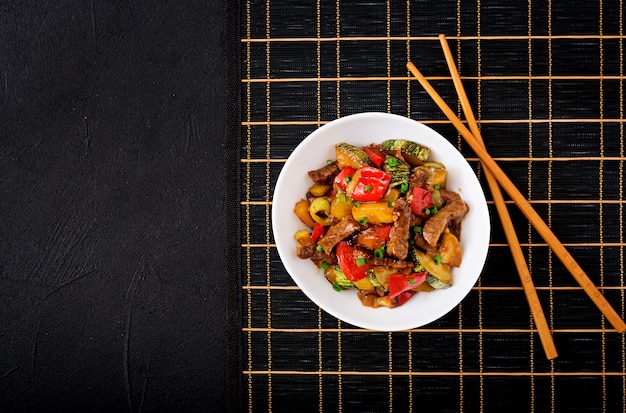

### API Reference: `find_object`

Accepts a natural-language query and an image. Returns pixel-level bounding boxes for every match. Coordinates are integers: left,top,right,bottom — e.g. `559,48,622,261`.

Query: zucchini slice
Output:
411,248,452,289
335,143,373,170
409,247,427,273
366,268,389,293
333,267,356,289
383,156,410,190
379,139,430,166
426,274,451,290
352,276,375,291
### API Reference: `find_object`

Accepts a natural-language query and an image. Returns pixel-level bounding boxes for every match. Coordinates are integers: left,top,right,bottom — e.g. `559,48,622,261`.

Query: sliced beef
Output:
448,219,462,239
439,189,461,203
422,199,469,247
410,214,423,228
311,253,337,267
317,215,360,254
308,161,340,185
296,242,316,259
368,257,414,269
386,198,411,260
409,167,429,192
296,242,337,265
413,232,439,257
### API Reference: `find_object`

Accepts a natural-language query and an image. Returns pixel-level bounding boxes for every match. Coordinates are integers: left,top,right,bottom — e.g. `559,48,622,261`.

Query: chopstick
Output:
437,35,558,359
406,59,626,334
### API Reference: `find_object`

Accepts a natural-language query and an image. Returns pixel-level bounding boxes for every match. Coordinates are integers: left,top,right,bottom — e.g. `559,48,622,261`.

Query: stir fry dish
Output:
293,140,469,308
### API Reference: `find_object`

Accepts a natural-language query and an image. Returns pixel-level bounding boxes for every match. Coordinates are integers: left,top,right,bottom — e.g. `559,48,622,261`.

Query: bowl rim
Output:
271,112,490,331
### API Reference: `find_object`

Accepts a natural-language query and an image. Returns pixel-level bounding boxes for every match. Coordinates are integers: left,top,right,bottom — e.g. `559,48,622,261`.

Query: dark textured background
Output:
1,1,231,411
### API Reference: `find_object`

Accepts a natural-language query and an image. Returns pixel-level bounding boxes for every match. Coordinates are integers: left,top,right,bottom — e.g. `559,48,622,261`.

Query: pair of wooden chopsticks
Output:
407,34,626,360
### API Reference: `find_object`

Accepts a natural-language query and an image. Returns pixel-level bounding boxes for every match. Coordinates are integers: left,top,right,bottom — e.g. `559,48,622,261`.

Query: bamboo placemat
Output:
233,0,626,411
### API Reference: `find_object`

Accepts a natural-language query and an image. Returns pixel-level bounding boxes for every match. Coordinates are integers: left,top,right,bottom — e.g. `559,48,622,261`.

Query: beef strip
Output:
311,254,337,267
439,189,461,203
413,232,439,257
307,161,340,185
317,215,361,254
410,214,423,228
296,242,317,259
368,257,414,269
386,198,412,260
448,219,462,239
409,167,429,192
296,242,337,265
422,199,469,247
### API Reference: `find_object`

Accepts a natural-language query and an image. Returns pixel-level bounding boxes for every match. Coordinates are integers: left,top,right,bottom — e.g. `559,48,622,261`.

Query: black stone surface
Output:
1,1,232,411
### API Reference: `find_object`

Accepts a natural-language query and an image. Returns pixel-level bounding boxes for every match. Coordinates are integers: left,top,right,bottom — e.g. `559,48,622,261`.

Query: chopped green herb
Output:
320,261,329,270
332,283,343,292
400,182,409,194
424,208,431,215
387,157,397,167
374,247,385,259
434,183,440,190
408,278,415,285
356,257,367,266
387,200,393,208
364,185,372,192
409,239,415,245
359,216,368,225
326,159,333,165
413,225,423,233
434,254,442,265
344,176,351,184
353,201,361,207
431,206,439,215
316,245,323,253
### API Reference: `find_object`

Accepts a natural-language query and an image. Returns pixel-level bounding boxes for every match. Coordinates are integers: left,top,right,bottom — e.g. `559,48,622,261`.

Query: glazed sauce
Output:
357,290,391,308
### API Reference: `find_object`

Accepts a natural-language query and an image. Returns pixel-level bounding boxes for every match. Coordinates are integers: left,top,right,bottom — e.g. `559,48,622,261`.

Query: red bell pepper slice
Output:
334,166,356,191
336,241,371,281
311,223,325,243
410,186,434,218
395,290,417,307
350,166,391,202
374,224,392,241
363,146,386,168
388,272,428,300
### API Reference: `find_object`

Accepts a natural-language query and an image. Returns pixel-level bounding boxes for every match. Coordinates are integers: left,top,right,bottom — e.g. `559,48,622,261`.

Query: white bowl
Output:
272,112,490,331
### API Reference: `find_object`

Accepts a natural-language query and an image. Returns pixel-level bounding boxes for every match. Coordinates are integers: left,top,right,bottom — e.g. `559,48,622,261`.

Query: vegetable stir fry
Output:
293,140,469,308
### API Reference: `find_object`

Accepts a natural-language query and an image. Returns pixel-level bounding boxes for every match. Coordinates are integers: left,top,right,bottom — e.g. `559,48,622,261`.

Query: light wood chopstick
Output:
437,35,558,359
406,59,626,334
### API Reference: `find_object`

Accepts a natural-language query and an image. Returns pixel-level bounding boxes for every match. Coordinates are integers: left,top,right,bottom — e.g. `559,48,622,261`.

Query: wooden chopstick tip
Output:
406,61,425,83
